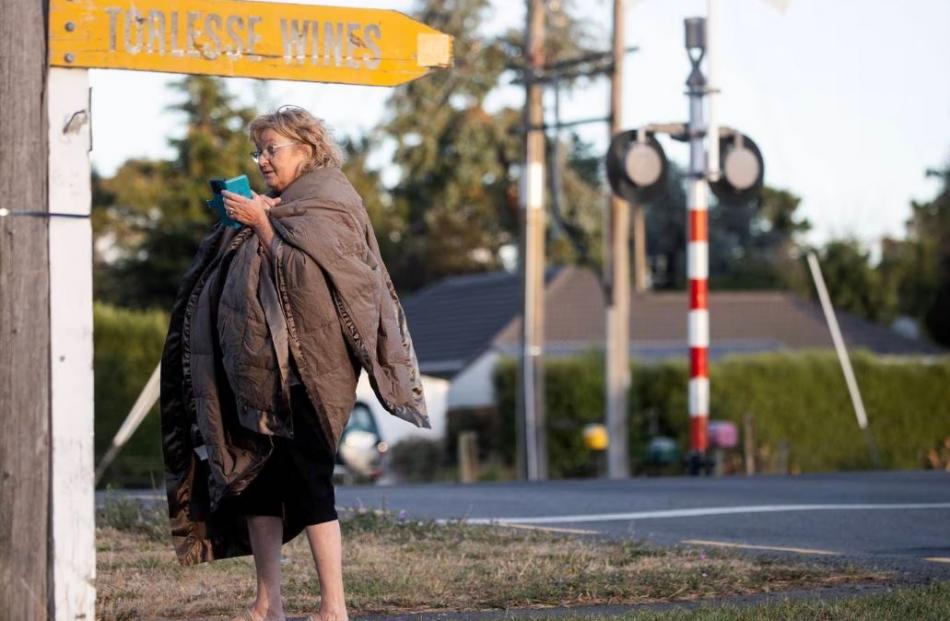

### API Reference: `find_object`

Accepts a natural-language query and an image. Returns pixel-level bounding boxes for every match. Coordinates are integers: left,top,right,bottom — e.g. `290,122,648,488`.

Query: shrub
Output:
445,405,506,465
96,486,168,541
387,436,452,483
493,347,611,478
94,302,168,489
711,350,950,472
494,349,950,475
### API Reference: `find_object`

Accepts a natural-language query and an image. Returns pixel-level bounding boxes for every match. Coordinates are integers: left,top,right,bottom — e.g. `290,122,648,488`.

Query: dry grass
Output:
94,497,889,620
528,582,950,620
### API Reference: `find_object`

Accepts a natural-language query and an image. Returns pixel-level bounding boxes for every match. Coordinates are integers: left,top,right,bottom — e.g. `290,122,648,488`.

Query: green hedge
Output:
493,349,950,477
494,349,607,478
95,299,950,485
711,351,950,472
94,302,168,489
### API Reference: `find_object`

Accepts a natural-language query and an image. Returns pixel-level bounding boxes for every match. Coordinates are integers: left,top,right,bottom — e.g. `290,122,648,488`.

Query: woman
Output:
159,106,431,621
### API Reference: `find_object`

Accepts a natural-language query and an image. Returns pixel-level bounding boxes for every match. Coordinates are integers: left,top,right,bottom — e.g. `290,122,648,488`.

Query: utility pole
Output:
627,8,648,295
627,2,647,293
1,0,51,617
605,0,631,479
516,0,548,481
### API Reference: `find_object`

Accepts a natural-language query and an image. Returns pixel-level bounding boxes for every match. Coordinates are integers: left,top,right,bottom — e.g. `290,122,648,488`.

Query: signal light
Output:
709,131,764,204
606,129,668,203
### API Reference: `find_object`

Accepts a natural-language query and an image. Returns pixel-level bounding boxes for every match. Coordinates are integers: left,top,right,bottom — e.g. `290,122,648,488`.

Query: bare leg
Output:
304,519,348,621
235,515,287,621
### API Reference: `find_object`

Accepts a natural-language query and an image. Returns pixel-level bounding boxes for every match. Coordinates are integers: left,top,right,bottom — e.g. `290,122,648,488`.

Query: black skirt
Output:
229,383,339,526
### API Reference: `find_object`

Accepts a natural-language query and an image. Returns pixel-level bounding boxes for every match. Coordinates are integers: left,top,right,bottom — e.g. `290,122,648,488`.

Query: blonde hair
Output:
248,105,344,171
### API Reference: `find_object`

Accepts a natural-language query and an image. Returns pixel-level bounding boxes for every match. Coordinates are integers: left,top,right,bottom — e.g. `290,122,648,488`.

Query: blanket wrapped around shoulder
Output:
160,166,429,565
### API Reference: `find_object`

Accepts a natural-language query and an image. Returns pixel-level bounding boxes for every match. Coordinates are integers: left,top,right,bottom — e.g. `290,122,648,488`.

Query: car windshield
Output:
346,404,376,433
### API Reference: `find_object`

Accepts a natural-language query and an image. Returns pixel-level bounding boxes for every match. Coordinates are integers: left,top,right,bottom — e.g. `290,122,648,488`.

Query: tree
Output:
644,161,688,289
708,185,811,290
378,0,605,291
879,162,950,345
93,76,263,309
794,159,950,346
642,162,810,291
809,238,895,323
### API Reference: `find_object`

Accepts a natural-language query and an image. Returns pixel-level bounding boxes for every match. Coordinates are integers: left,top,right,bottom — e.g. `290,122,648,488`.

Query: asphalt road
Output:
102,471,950,575
333,471,950,575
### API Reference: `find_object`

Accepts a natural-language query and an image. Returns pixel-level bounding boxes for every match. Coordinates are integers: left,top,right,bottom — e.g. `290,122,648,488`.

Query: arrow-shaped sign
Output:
49,0,454,86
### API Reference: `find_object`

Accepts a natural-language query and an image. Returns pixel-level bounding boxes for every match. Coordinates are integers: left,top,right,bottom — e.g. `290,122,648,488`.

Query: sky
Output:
88,0,950,252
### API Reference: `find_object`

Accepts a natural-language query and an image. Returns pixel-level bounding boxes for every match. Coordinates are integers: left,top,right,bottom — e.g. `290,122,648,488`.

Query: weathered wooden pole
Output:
0,0,52,617
1,2,96,618
517,0,548,481
605,0,631,479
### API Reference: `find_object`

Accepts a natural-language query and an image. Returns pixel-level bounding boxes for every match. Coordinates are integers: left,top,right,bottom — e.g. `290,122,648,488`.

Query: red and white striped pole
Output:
685,17,709,473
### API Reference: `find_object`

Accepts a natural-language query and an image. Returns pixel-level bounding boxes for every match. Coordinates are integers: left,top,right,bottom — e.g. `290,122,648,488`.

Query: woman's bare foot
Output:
308,608,348,621
231,604,286,621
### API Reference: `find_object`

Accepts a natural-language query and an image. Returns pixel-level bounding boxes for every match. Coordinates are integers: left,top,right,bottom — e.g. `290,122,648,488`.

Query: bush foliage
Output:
94,301,950,484
493,349,950,477
94,302,168,488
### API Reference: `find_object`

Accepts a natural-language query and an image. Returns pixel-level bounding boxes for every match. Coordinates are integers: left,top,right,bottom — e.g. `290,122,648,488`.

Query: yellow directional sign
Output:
48,0,453,86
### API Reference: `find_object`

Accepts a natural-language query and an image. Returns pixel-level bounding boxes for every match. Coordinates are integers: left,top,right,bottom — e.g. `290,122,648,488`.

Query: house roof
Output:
402,265,946,377
401,267,564,378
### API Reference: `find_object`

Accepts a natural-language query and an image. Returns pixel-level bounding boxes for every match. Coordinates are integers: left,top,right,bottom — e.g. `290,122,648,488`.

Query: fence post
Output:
458,431,480,483
743,412,756,476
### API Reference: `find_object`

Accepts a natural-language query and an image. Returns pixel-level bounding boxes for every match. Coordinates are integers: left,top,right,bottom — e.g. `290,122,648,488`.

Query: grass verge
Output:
538,582,950,620
96,493,890,620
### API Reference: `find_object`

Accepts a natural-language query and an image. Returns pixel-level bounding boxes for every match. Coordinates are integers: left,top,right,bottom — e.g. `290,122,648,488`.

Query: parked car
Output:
333,372,449,483
333,401,384,482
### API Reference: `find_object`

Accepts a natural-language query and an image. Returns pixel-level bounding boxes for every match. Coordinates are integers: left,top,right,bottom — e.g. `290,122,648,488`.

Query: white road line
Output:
496,523,600,535
926,557,950,564
457,503,950,525
683,539,839,556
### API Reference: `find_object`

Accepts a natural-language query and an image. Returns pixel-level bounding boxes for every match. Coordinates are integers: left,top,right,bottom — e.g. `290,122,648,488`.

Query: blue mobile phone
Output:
207,174,253,229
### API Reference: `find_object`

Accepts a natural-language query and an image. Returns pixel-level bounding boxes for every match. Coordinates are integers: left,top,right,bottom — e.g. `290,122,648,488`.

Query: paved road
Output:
101,471,950,574
334,471,950,574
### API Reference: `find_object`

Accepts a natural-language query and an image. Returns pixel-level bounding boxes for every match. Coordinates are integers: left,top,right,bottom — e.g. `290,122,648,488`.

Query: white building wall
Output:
355,372,450,443
447,349,500,409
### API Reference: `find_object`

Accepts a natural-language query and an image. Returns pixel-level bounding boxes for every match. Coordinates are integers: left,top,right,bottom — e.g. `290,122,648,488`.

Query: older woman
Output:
159,106,430,621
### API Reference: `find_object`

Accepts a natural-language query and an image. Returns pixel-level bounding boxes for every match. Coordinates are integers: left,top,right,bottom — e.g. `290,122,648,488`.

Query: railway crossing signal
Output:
605,15,765,475
606,126,764,206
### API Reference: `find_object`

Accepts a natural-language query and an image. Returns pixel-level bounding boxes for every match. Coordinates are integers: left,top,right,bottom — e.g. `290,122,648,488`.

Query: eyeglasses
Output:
250,142,298,163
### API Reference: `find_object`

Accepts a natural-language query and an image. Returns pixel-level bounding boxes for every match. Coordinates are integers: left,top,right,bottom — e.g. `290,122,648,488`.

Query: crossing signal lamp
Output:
607,127,764,205
606,129,668,203
709,131,765,204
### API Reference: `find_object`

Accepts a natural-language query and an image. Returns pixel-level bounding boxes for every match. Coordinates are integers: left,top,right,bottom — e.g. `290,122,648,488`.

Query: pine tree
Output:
379,0,604,291
878,162,950,345
93,76,262,309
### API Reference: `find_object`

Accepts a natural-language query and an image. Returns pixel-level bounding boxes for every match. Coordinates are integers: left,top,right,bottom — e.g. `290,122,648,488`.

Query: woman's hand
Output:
221,189,281,229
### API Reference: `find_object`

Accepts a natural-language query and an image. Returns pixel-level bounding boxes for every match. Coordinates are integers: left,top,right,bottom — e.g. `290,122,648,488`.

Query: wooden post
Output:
743,412,756,476
458,431,479,483
712,448,725,477
632,202,648,291
47,66,96,620
0,0,52,617
777,440,790,476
